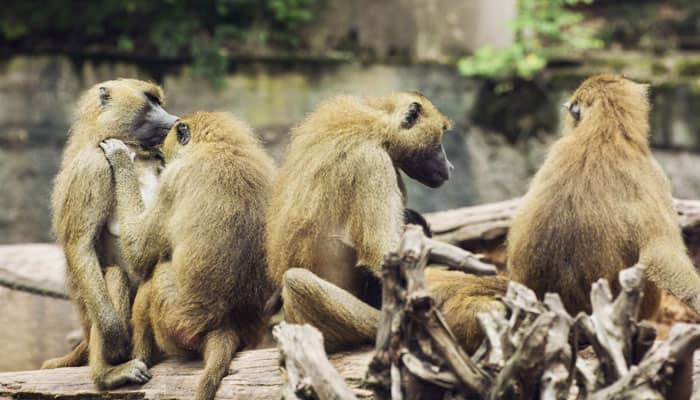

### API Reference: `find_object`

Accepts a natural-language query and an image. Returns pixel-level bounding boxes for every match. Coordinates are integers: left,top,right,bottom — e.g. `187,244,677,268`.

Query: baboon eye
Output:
144,92,162,106
99,87,111,106
563,101,581,122
401,102,422,129
176,123,190,145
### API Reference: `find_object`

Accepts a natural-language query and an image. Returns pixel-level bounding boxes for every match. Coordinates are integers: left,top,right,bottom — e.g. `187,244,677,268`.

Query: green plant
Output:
458,0,602,79
0,0,318,86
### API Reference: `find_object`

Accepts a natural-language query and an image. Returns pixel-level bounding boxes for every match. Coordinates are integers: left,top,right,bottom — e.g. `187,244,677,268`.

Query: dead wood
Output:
273,322,362,400
424,198,700,249
361,228,700,400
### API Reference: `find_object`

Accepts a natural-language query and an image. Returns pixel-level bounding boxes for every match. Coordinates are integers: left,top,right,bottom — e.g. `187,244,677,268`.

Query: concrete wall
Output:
301,0,516,60
3,55,700,244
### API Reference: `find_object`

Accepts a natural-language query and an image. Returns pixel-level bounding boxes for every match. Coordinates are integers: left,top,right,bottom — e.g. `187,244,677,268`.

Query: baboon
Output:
265,93,460,350
100,111,275,400
44,79,177,388
508,73,700,318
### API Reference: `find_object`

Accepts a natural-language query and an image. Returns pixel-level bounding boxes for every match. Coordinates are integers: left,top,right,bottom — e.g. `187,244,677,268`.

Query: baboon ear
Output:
401,102,422,129
99,87,111,106
176,123,190,145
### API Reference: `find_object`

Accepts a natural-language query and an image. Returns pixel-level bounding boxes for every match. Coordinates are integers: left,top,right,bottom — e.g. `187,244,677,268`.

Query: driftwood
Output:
279,226,700,400
0,243,68,298
273,322,365,400
424,197,700,251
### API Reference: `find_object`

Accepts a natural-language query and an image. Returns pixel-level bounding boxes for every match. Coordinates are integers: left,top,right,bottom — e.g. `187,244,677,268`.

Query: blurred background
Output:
2,0,700,371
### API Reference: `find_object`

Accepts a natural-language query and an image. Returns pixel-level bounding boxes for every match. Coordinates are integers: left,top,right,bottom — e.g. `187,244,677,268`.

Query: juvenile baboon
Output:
265,93,457,350
44,79,177,388
508,74,700,318
100,111,275,400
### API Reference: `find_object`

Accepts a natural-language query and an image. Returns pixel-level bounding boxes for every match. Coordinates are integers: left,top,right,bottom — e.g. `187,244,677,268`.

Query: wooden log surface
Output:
0,348,374,400
424,197,700,246
0,243,67,298
2,198,700,297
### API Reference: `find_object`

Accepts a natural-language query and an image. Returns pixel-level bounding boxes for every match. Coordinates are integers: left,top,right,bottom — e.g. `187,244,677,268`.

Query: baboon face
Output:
97,79,178,147
562,74,649,130
163,118,193,162
385,94,454,188
162,112,236,162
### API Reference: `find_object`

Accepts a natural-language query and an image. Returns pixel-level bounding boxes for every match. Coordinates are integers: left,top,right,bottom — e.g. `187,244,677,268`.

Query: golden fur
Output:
266,93,456,350
102,111,276,400
45,79,176,389
508,74,700,317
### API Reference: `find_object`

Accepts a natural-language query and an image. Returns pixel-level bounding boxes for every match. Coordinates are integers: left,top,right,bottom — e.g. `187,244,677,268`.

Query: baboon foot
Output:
97,359,152,389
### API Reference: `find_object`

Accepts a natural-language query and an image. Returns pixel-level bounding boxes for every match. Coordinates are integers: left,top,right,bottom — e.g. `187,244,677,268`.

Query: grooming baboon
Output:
265,93,459,350
44,79,177,388
100,111,275,400
508,73,700,318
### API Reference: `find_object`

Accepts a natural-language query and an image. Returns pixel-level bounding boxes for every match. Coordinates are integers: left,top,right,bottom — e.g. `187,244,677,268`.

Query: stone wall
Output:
300,0,516,60
2,55,700,243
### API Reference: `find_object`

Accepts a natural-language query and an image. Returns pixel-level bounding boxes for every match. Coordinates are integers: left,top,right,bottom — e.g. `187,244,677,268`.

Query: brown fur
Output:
508,74,700,317
426,269,509,353
266,93,457,351
44,79,176,388
101,111,275,400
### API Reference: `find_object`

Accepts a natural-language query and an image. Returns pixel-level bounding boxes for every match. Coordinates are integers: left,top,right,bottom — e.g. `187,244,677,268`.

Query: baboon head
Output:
371,92,454,188
80,78,178,147
562,74,650,135
162,111,256,162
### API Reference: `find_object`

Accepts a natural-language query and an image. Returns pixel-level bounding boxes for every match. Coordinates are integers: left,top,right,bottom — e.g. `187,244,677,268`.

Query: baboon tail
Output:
196,329,239,400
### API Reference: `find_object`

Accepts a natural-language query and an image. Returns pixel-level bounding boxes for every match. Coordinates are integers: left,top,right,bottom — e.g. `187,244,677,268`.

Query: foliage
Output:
597,0,700,53
0,0,318,85
458,0,603,79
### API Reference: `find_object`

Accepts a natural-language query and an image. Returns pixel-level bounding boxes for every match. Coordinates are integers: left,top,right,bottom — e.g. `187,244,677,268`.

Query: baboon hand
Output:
102,319,132,364
99,139,132,164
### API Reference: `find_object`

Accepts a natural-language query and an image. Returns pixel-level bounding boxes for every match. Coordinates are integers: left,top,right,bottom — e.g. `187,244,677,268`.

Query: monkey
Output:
99,111,275,400
281,266,507,353
507,73,700,318
264,93,477,351
43,79,178,389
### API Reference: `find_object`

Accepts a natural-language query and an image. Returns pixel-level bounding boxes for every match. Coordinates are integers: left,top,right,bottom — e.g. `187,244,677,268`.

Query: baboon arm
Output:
107,150,167,278
55,151,121,333
640,238,700,313
349,151,403,271
64,238,121,334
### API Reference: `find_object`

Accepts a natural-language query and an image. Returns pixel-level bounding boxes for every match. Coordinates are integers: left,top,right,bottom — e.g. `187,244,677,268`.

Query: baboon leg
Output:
104,266,132,328
88,323,151,389
131,280,157,366
66,243,129,366
196,329,239,400
41,338,89,369
425,269,509,354
89,266,151,389
282,268,380,352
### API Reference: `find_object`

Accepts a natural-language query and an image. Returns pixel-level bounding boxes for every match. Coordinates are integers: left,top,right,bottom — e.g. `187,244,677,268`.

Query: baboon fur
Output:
266,93,465,351
44,79,177,389
101,111,275,400
508,73,700,317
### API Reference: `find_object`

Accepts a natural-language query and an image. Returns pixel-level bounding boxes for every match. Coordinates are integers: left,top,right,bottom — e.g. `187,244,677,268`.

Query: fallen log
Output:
424,197,700,247
0,348,373,400
424,197,700,267
3,198,700,297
